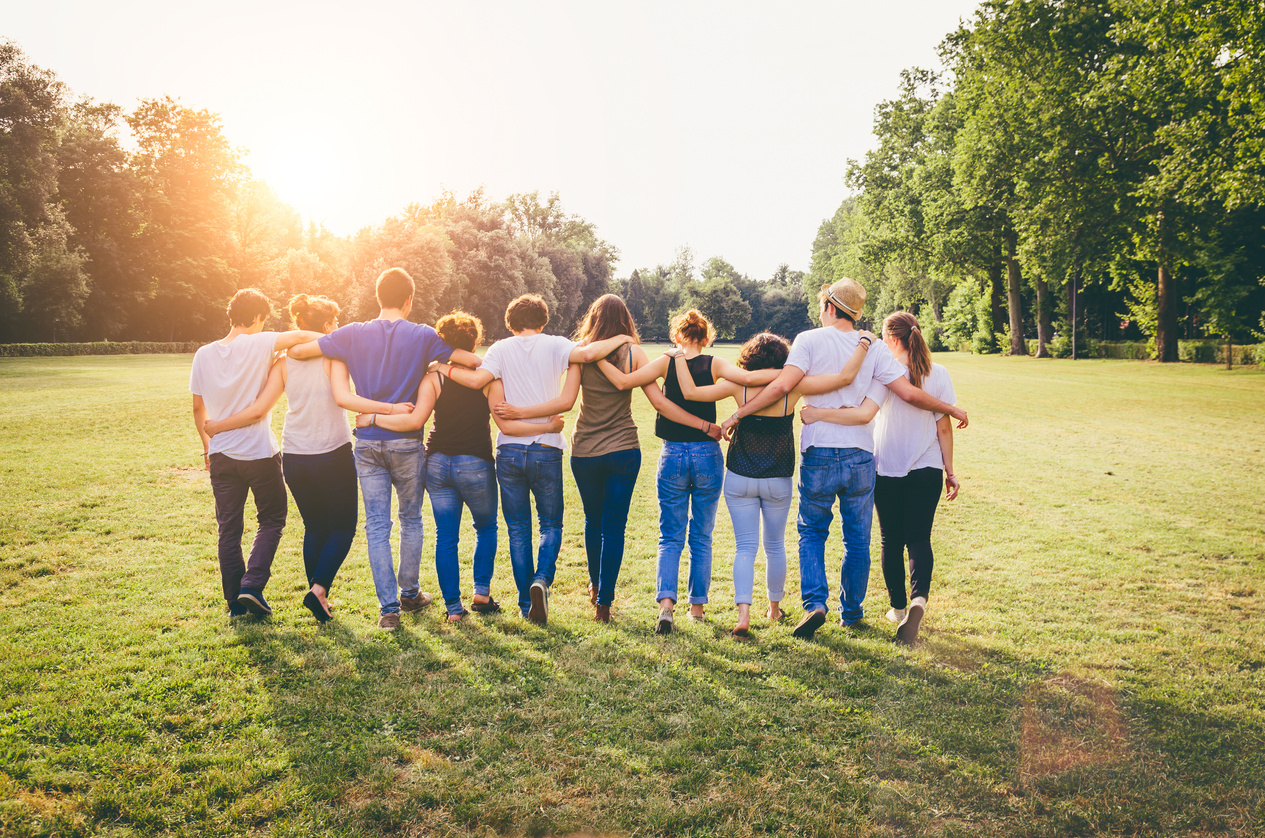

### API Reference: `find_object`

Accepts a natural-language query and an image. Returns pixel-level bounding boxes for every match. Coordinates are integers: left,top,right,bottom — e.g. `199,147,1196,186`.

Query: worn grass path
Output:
1,351,1263,837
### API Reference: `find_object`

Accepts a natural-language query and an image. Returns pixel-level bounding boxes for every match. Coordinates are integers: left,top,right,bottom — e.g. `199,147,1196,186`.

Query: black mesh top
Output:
726,391,796,478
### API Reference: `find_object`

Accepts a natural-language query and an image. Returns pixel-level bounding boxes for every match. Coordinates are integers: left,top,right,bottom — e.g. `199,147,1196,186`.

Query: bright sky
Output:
5,0,981,280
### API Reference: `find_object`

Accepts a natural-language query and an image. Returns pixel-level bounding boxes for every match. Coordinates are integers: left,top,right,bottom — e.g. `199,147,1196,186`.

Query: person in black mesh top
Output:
671,331,872,638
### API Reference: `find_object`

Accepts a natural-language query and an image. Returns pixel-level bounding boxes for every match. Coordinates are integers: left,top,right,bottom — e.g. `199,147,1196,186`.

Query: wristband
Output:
370,414,377,426
859,336,872,348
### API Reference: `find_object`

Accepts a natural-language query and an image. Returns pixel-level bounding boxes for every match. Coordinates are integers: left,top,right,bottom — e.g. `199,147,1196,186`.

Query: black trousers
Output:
282,443,358,590
209,453,288,604
874,466,943,609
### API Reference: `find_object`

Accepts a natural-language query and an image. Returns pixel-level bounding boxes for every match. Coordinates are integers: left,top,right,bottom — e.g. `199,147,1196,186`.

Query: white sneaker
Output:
527,581,549,624
885,607,906,624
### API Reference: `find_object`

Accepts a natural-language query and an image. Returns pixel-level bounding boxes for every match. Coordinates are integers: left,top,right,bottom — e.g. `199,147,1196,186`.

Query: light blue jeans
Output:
723,471,793,605
354,437,426,614
655,440,723,605
427,452,498,616
797,446,876,624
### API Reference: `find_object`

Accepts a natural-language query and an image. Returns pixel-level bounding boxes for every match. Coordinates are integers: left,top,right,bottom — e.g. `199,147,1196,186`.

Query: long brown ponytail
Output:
883,311,931,388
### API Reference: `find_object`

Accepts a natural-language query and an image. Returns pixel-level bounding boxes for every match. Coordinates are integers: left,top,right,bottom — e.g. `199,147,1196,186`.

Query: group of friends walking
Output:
190,268,967,645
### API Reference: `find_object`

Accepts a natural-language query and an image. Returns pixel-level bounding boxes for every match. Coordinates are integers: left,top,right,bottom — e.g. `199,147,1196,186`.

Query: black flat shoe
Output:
303,591,331,623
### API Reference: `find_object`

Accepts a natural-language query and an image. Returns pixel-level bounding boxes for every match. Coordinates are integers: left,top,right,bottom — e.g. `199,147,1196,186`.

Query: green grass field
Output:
1,350,1263,837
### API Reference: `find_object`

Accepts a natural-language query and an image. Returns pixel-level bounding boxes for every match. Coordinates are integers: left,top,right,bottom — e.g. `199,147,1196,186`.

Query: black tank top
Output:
427,377,494,463
656,354,717,443
726,390,796,478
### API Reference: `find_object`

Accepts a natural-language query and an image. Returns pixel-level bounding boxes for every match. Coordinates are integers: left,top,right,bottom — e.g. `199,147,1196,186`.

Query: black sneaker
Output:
527,581,549,624
236,588,272,615
791,609,826,640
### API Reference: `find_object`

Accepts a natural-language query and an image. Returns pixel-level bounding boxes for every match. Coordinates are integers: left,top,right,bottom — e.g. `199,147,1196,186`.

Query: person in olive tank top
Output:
669,331,872,637
357,312,564,621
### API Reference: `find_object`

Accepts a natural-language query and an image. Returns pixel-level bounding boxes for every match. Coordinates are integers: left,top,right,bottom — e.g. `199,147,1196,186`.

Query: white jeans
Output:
723,470,793,604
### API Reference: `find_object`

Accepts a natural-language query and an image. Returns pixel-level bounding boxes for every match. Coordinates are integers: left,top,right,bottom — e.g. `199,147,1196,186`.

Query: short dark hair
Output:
505,294,549,332
227,289,272,328
737,331,790,371
436,311,483,352
817,288,854,324
376,268,415,310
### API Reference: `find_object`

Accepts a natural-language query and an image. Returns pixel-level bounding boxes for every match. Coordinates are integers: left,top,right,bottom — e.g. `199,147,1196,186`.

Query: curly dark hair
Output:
436,310,483,352
737,332,789,371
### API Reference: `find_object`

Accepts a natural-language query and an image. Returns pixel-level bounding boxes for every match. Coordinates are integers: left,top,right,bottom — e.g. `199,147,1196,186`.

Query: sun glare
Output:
247,140,341,227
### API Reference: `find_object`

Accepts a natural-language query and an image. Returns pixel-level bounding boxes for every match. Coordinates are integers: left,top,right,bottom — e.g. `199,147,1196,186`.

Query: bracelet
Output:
370,414,377,426
859,336,872,348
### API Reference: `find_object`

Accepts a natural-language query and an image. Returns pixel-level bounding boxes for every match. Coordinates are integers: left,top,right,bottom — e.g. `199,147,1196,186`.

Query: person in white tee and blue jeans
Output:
191,289,324,617
720,278,969,640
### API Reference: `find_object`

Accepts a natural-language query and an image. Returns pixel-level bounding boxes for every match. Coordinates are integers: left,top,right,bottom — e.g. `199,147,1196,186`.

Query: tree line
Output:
806,0,1265,360
0,41,812,346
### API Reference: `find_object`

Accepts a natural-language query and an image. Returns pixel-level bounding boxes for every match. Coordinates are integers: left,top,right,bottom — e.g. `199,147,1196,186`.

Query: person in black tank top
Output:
357,312,563,622
669,331,873,637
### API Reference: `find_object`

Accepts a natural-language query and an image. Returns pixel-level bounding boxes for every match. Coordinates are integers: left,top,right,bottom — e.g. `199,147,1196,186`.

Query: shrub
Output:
0,342,202,357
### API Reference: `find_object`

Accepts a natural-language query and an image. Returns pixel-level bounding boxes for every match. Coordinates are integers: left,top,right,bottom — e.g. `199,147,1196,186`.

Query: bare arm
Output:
886,377,968,427
673,353,742,403
359,374,439,433
491,363,582,419
192,395,211,469
799,398,881,427
282,334,326,359
434,362,496,391
448,348,483,369
329,360,415,415
205,359,285,437
710,356,779,387
487,379,567,436
596,351,669,391
796,336,872,395
937,414,959,500
568,334,633,364
720,365,805,438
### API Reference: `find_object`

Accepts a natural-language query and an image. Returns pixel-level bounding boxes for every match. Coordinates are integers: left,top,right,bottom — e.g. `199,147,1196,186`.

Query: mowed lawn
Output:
1,349,1263,838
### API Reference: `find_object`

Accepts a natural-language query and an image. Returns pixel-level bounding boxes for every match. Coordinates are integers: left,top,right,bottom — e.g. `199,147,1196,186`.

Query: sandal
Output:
470,597,501,614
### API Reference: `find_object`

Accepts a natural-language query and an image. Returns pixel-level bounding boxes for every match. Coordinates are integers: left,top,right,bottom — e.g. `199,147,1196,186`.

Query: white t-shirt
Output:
784,326,904,453
189,331,280,461
874,362,956,477
480,333,576,449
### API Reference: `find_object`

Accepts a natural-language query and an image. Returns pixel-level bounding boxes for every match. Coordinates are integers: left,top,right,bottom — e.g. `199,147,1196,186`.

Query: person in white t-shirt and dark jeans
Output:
190,289,324,617
719,278,968,640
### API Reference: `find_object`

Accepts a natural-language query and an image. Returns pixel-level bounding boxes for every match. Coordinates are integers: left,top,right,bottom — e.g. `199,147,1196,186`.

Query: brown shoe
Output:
400,592,433,612
378,612,400,631
791,609,826,640
595,604,611,623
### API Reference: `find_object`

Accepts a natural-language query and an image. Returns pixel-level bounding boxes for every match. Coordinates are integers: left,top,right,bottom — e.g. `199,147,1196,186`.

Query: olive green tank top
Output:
570,345,640,458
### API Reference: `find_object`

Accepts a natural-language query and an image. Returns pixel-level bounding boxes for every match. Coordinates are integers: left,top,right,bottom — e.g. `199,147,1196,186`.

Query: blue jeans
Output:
427,453,498,616
797,446,876,624
355,437,426,614
655,440,723,605
571,448,641,606
724,471,793,605
496,443,563,616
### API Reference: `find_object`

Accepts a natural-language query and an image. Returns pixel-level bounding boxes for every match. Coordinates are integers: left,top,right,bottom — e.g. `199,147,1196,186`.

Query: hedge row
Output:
1017,338,1265,365
0,341,202,357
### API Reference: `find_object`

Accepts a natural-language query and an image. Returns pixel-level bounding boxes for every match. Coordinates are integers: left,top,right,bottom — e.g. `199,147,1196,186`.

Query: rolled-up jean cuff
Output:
655,591,677,604
473,585,490,597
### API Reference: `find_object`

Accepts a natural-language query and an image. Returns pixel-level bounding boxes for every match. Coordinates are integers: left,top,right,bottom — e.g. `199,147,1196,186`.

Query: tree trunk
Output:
1226,339,1233,370
1156,260,1178,362
1004,229,1027,356
1035,275,1052,357
1070,264,1080,360
988,261,1005,336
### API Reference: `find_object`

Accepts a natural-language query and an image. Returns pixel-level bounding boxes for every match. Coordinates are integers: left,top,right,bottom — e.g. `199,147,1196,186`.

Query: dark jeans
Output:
496,443,563,617
282,443,358,591
209,452,287,604
874,467,943,609
571,448,641,607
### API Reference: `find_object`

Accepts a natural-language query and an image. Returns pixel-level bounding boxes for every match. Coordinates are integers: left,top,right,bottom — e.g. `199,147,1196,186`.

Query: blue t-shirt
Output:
318,318,454,440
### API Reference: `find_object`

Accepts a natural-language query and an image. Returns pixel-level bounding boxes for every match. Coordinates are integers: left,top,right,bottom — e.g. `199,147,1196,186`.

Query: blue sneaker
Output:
236,588,272,615
228,601,249,618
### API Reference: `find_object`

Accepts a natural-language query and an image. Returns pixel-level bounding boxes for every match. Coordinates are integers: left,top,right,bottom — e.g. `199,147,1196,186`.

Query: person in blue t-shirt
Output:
290,268,483,630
